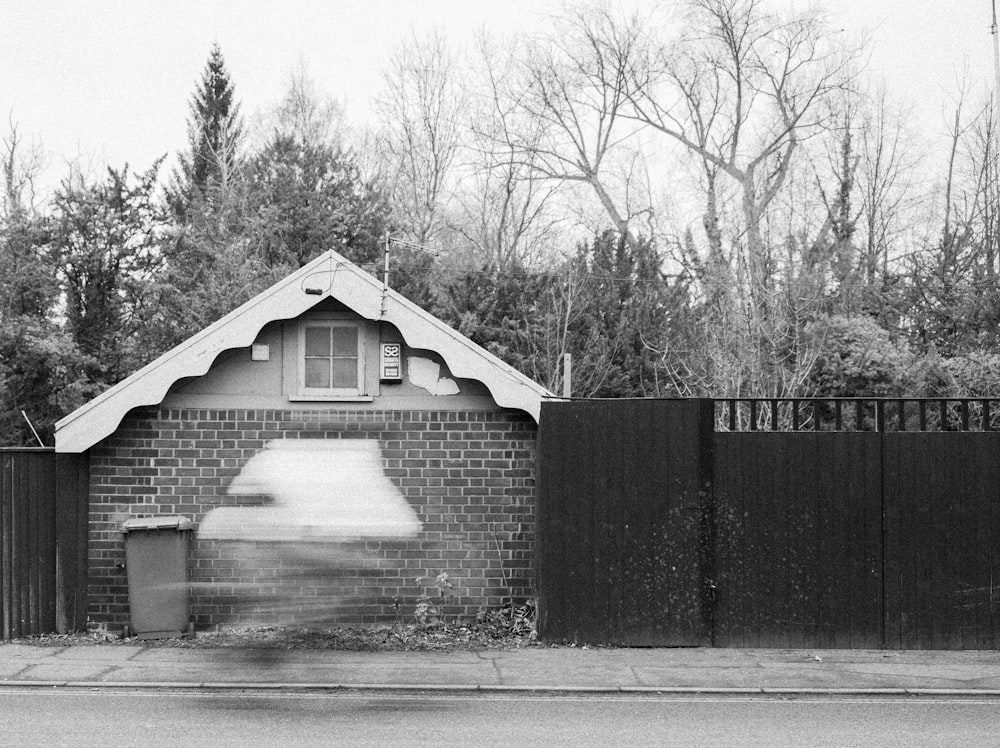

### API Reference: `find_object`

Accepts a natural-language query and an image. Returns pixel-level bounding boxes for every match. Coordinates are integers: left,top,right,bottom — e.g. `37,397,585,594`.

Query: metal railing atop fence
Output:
715,398,1000,433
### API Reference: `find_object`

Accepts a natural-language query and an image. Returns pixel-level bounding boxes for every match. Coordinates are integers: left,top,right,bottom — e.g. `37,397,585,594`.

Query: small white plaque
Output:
251,344,270,361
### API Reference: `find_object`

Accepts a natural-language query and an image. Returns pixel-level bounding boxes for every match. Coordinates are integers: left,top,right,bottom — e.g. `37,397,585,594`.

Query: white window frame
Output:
291,320,370,401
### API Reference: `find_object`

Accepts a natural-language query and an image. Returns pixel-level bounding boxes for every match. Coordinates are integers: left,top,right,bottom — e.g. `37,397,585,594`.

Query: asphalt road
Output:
2,689,998,747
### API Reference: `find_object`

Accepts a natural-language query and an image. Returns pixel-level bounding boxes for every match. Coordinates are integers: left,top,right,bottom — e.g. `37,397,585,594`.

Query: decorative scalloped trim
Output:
55,251,551,453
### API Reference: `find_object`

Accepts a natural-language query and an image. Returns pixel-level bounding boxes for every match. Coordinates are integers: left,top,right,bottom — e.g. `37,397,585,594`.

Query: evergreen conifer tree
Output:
169,44,244,218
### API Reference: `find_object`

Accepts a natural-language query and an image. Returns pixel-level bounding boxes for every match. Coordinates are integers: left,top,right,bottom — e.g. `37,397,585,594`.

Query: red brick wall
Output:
87,408,537,631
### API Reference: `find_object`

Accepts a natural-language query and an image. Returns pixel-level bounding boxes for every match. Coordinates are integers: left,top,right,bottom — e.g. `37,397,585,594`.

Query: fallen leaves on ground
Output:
10,620,541,652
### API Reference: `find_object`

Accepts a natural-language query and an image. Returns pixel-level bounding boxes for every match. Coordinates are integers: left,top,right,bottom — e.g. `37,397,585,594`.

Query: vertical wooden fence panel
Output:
579,400,607,644
712,432,883,649
882,433,1000,649
712,432,742,646
537,402,570,641
55,453,90,633
1,450,53,639
1,451,11,639
882,428,902,650
975,435,1000,649
538,400,708,645
652,398,709,646
0,449,88,640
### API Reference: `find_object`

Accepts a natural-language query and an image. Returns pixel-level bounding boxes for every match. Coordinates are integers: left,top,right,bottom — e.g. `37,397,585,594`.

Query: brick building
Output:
54,251,551,632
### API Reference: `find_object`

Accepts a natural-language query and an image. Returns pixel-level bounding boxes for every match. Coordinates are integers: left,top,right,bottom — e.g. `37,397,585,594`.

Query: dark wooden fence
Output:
1,449,89,640
539,398,1000,649
538,400,713,645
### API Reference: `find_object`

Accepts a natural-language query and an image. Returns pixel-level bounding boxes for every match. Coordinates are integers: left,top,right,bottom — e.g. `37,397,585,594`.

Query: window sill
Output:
288,394,375,403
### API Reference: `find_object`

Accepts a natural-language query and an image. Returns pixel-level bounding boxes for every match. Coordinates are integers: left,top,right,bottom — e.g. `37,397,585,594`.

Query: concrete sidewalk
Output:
3,644,1000,694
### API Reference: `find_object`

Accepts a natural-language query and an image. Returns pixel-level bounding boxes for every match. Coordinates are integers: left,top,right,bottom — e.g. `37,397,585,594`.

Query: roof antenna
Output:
383,230,391,290
381,232,439,316
21,410,45,447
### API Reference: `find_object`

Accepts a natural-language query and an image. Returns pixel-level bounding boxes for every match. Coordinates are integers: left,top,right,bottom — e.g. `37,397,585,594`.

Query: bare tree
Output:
1,117,43,218
778,82,919,320
1,118,50,322
253,59,346,149
855,86,919,285
901,80,1000,354
963,101,1000,281
501,8,652,248
374,30,465,246
447,32,563,271
575,0,859,399
625,0,856,300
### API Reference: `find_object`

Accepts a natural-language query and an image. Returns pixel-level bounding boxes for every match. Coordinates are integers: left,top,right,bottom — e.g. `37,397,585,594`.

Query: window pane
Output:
304,358,330,388
332,359,358,388
330,327,357,356
305,327,330,357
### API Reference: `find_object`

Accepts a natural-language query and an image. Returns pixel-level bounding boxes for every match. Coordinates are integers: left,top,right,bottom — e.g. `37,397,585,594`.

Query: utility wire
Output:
362,259,1000,294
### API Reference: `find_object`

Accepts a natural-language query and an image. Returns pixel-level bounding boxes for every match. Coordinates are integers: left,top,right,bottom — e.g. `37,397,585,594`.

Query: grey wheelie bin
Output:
122,516,193,639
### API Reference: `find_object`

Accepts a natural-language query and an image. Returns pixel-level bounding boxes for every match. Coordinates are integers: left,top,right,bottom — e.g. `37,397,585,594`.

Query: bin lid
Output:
122,515,193,533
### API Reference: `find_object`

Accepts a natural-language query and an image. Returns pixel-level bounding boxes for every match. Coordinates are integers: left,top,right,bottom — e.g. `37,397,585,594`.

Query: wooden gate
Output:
540,398,1000,649
712,400,1000,650
538,400,713,645
1,449,89,640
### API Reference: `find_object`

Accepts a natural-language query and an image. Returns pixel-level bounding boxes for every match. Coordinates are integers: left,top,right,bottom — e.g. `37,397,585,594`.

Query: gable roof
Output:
55,250,552,453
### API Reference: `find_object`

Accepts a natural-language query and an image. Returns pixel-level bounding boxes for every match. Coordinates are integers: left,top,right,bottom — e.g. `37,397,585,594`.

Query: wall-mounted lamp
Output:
304,287,323,295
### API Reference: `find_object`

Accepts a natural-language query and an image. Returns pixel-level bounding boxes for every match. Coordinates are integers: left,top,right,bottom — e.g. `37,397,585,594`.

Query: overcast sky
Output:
2,1,998,194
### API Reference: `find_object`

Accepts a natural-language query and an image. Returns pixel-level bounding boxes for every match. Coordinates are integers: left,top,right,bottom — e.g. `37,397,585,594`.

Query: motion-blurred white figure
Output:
199,439,422,541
